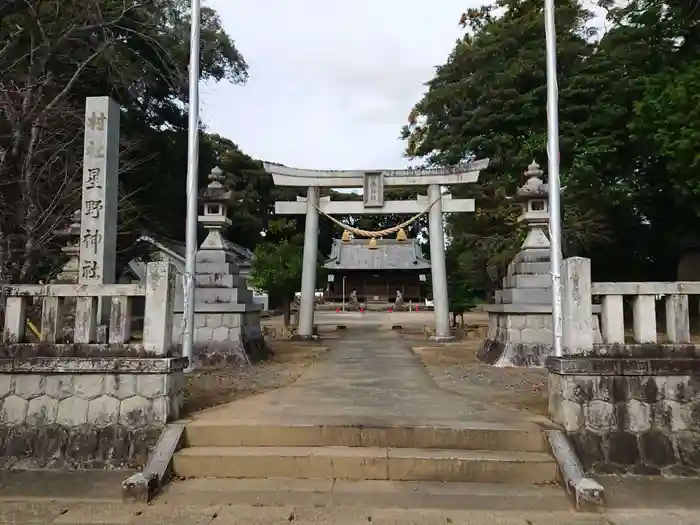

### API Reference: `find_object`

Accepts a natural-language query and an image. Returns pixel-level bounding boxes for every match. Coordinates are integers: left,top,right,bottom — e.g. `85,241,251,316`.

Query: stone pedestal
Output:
171,167,265,366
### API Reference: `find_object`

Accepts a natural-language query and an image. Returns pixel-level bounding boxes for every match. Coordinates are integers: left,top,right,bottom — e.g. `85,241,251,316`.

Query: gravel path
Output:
411,338,549,418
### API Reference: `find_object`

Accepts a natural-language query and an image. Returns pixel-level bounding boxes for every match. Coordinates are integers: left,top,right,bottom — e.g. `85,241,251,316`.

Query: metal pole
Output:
182,0,201,371
544,0,563,357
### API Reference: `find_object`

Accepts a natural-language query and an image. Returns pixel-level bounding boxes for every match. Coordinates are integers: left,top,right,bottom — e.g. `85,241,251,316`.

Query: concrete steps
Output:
159,478,570,511
173,423,558,486
173,445,557,483
183,422,547,452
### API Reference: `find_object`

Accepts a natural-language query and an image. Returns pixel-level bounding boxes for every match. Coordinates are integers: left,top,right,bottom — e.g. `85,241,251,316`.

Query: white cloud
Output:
200,0,475,170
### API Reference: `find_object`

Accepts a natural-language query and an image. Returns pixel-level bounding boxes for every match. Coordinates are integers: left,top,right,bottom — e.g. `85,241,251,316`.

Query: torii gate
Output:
263,160,489,340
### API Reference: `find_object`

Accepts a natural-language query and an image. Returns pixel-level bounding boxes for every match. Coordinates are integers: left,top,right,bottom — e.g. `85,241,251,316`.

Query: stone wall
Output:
171,310,267,365
548,347,700,476
480,310,554,366
0,356,186,469
480,308,602,367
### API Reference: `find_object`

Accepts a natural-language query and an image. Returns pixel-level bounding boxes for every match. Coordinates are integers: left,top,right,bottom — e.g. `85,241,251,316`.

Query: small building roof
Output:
135,235,253,266
324,238,431,271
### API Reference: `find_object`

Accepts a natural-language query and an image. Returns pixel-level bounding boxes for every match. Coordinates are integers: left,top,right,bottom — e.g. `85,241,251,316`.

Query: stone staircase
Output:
169,421,566,510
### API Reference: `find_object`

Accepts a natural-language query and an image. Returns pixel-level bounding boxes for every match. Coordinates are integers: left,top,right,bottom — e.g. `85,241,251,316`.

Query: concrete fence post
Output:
562,257,594,355
143,262,175,354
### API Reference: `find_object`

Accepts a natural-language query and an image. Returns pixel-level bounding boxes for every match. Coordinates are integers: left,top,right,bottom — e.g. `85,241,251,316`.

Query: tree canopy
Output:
402,0,700,295
0,0,247,282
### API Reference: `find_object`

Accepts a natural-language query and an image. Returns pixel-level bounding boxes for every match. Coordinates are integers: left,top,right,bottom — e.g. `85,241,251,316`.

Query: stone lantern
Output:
514,161,551,256
172,165,264,365
198,166,232,251
55,210,82,283
478,161,599,368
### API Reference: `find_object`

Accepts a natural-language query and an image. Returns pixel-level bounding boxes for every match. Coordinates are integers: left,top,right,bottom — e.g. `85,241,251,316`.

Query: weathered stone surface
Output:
0,375,12,397
104,374,137,399
88,395,120,427
606,432,639,465
585,400,617,432
26,395,59,425
0,395,28,424
0,423,161,469
119,396,152,426
73,375,105,399
14,375,44,399
44,375,74,400
57,396,89,426
136,375,165,399
550,351,700,476
626,399,652,433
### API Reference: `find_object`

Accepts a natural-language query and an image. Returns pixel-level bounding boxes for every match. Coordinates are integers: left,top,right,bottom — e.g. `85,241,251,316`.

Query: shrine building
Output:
324,237,431,302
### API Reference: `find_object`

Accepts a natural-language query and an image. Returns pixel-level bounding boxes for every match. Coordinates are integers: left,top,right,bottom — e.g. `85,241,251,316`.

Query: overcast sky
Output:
200,0,472,171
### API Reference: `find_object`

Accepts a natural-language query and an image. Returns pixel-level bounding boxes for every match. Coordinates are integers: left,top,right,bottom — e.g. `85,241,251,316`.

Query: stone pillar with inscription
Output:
78,97,120,334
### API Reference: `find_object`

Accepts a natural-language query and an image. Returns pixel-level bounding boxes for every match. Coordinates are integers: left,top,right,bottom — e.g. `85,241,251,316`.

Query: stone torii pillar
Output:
264,161,489,340
299,186,320,338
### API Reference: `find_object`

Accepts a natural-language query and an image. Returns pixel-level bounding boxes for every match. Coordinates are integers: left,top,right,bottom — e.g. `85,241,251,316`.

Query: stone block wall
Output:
481,312,554,366
171,310,266,365
0,356,186,469
548,347,700,476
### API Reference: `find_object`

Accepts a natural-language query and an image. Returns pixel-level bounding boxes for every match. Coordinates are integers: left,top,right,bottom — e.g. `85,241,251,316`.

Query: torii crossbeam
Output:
264,160,489,340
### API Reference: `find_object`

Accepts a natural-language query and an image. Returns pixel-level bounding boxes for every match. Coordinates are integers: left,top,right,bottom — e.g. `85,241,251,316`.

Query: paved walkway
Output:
191,328,535,427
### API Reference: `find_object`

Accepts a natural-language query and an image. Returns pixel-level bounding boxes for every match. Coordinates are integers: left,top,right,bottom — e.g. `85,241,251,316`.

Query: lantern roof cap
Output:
199,166,232,203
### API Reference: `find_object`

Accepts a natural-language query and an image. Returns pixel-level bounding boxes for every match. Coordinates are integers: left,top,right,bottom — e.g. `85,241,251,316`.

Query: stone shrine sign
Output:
79,97,119,289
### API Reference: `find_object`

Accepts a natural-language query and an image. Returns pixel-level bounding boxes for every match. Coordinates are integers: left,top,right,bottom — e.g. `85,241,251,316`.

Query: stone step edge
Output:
183,423,548,452
157,478,569,511
183,421,543,431
175,446,555,463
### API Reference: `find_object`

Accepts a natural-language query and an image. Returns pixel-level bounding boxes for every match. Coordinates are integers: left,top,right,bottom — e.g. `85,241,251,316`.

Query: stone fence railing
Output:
0,262,185,469
2,261,175,354
548,257,700,477
592,281,700,345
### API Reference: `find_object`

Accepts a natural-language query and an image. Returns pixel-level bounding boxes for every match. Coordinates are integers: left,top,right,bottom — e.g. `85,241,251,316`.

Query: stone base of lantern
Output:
172,306,268,366
479,304,603,367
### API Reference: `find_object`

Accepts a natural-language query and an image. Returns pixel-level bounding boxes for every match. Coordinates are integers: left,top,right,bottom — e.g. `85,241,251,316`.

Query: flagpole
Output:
544,0,564,357
183,0,202,372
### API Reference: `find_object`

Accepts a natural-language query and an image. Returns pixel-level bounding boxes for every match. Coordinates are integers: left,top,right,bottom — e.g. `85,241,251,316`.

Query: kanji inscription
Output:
79,97,119,295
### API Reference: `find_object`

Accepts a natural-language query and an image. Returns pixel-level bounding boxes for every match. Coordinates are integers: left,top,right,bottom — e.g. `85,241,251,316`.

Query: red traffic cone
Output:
360,307,364,313
416,304,419,311
336,307,340,313
388,307,393,313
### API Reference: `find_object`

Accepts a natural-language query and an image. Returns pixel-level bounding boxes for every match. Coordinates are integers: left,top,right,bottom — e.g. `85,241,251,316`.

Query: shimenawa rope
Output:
311,195,442,238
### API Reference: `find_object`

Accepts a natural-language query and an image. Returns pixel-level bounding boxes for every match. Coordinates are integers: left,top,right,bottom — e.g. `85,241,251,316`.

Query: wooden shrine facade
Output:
324,238,430,302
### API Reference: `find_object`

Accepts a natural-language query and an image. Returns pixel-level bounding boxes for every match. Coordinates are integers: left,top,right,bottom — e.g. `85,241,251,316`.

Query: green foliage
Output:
402,0,700,290
446,243,478,314
250,220,305,302
0,0,247,282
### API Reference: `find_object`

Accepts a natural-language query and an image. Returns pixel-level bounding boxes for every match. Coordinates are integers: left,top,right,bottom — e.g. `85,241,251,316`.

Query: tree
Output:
401,0,613,292
249,220,326,328
446,242,478,328
0,0,247,283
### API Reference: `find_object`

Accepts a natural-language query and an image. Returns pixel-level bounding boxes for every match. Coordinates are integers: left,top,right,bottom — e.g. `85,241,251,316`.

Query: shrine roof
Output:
324,238,431,271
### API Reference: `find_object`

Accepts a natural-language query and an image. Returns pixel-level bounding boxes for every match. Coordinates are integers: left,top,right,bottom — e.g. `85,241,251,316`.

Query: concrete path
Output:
3,471,700,523
3,500,700,524
190,328,535,427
